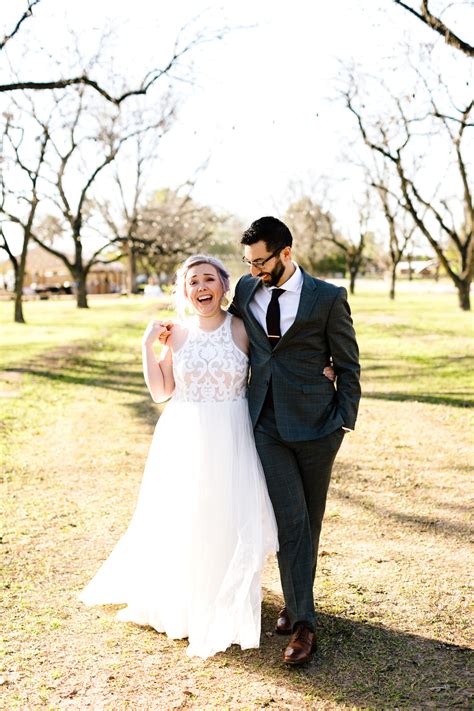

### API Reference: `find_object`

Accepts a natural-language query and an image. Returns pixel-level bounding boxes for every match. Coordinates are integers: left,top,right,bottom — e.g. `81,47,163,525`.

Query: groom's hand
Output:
323,366,335,382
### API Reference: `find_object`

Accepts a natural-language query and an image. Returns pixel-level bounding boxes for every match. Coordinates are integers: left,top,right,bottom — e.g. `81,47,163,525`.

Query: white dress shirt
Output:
249,262,303,335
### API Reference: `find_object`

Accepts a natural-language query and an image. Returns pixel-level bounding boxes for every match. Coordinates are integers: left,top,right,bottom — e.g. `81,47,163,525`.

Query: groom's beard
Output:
260,259,286,287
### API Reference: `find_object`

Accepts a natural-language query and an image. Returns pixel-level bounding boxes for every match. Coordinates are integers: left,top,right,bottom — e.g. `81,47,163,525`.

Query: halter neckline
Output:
194,311,229,333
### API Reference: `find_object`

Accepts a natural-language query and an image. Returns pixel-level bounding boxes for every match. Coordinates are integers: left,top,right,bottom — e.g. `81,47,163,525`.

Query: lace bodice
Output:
172,313,249,403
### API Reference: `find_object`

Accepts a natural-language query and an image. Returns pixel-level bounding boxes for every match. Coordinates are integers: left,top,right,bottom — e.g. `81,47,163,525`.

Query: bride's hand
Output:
142,320,174,347
158,320,175,344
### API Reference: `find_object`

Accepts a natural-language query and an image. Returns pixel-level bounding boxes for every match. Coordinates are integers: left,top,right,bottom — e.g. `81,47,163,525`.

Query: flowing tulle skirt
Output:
79,397,278,658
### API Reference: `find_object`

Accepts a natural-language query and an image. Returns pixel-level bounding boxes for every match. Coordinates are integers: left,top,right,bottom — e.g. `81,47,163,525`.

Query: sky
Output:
1,0,473,249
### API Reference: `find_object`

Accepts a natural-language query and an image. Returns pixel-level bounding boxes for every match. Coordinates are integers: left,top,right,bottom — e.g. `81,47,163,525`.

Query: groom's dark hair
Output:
241,216,293,252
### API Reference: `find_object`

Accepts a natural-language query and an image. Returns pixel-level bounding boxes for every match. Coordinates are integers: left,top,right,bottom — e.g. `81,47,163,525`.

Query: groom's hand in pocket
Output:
323,365,336,382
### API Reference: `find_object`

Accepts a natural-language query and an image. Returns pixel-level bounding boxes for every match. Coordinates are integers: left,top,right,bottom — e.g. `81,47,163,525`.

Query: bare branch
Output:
392,0,474,57
433,112,474,126
0,24,227,104
29,233,73,270
455,101,474,237
88,251,124,269
0,224,18,268
0,0,41,51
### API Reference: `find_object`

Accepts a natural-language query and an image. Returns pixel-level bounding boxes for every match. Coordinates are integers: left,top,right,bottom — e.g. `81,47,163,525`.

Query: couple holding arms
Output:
79,216,361,664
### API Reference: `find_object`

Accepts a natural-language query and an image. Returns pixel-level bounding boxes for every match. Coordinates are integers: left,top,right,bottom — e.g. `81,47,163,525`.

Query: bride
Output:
78,255,278,659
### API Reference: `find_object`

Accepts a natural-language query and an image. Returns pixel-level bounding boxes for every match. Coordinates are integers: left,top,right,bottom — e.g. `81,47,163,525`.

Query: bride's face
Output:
185,264,224,316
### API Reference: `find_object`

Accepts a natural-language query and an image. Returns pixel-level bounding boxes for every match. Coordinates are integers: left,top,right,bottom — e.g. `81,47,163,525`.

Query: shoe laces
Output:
293,625,307,641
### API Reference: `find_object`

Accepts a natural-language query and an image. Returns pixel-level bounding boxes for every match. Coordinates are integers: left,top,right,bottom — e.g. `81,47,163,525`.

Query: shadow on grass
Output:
360,354,473,408
363,390,472,408
3,343,165,433
4,348,147,398
223,594,472,709
5,364,147,397
331,489,473,541
348,352,472,408
102,593,471,708
125,396,163,430
362,355,472,368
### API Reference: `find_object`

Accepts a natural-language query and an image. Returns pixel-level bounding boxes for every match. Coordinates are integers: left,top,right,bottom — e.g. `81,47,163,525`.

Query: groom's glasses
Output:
242,248,282,269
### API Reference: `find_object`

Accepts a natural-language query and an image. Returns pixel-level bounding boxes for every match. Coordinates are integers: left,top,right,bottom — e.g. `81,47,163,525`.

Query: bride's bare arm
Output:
142,320,177,403
230,315,249,355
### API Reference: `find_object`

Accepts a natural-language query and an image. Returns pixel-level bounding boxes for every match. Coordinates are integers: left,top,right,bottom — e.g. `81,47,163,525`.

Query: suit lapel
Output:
242,276,261,312
274,269,320,349
242,278,268,338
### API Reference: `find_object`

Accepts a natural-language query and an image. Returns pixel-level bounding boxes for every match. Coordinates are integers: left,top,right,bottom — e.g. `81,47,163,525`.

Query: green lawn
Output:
1,288,472,406
351,291,473,408
0,296,172,369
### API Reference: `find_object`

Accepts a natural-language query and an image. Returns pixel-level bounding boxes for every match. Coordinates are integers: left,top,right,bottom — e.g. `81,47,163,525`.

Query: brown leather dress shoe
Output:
275,607,292,635
283,625,317,665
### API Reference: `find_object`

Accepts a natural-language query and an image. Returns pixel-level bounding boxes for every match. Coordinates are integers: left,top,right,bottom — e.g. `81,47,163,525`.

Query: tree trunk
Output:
75,269,88,308
349,269,356,295
390,264,397,300
14,288,25,323
13,235,29,323
127,244,138,294
73,238,88,308
457,279,471,310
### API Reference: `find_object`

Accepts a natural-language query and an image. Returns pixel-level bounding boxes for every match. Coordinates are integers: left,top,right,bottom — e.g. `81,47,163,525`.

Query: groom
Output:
229,216,361,665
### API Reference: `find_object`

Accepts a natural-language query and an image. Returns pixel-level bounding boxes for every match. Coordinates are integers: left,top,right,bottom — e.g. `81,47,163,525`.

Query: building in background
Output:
0,246,126,295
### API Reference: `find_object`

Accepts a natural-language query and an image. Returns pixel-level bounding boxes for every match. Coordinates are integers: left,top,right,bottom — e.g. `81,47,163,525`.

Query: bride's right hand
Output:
142,320,174,347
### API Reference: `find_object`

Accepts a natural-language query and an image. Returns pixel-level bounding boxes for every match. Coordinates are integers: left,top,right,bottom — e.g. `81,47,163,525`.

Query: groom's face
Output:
243,241,287,287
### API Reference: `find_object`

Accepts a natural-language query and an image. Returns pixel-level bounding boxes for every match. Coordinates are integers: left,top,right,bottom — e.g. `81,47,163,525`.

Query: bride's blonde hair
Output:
174,255,230,318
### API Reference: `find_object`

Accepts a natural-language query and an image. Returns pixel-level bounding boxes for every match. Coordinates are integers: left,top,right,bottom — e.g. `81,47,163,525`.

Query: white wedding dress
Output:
79,312,278,658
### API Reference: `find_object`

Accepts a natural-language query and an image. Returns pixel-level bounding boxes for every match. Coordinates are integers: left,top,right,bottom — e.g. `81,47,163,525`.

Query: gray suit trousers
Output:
255,403,344,630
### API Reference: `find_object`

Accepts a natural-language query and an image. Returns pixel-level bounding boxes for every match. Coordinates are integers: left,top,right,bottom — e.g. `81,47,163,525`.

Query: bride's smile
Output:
185,264,224,319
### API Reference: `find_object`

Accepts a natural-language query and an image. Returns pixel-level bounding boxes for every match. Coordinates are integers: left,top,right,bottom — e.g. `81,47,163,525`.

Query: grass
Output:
0,295,173,369
1,284,473,709
353,291,473,408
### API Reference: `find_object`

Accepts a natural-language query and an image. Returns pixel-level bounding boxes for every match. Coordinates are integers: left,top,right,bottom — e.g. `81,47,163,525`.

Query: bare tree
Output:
1,2,227,105
132,188,224,282
97,125,168,294
286,196,367,293
28,90,172,308
392,1,474,57
375,178,415,299
286,197,342,273
338,197,370,296
0,6,230,320
343,72,473,309
0,110,50,322
93,129,213,295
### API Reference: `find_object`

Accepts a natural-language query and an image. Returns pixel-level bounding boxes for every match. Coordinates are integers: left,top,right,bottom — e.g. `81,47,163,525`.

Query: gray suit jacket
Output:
229,269,361,441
